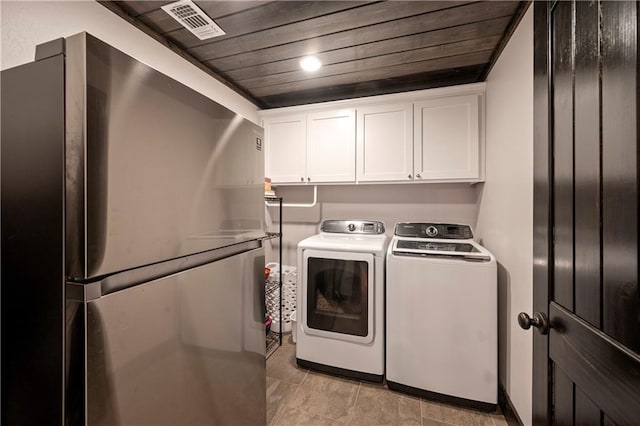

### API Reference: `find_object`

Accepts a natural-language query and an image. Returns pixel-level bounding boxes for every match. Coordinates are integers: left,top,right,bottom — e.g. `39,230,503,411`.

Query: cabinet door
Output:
306,109,356,183
414,94,480,180
264,115,306,184
356,103,413,182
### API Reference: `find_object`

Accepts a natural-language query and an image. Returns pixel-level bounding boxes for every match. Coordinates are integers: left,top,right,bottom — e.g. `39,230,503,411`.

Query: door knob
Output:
518,312,549,335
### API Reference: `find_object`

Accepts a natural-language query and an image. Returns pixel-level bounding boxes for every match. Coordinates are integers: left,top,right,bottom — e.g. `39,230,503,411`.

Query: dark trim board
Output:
498,384,524,426
296,358,383,383
260,65,485,109
532,1,552,423
387,381,497,413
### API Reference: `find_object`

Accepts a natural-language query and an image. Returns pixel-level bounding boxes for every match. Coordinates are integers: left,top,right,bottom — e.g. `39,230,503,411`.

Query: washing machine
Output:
386,222,497,411
296,220,388,382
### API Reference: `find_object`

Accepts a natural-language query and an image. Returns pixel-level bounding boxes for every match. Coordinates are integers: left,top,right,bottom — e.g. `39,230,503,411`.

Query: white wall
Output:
475,6,533,425
0,0,259,124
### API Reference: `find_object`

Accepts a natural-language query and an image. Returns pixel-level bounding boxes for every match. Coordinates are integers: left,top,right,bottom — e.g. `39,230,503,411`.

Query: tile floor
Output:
267,336,508,426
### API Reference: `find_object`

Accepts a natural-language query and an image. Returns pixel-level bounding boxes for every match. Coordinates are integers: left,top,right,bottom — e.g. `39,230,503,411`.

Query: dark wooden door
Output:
532,1,640,424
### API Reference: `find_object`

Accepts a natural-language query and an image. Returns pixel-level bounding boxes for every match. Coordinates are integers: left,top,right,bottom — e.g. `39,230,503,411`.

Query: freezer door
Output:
74,248,266,425
65,33,265,279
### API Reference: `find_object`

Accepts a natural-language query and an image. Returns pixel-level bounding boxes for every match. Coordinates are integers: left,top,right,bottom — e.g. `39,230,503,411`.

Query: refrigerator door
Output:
70,246,266,425
65,33,265,280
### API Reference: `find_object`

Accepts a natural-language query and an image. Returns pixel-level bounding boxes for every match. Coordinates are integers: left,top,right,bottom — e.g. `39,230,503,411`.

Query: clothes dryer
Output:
296,220,388,382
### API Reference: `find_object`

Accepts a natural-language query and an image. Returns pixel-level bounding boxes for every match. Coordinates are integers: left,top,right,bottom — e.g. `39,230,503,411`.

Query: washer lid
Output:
391,237,492,262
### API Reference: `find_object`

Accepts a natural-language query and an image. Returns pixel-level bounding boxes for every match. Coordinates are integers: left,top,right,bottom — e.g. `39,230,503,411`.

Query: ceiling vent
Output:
161,0,225,40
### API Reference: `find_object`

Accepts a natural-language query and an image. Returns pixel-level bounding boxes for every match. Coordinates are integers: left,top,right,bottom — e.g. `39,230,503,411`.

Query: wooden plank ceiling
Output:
101,1,529,109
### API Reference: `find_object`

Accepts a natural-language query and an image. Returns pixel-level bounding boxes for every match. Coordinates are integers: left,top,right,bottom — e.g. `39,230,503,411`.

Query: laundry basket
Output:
265,262,297,333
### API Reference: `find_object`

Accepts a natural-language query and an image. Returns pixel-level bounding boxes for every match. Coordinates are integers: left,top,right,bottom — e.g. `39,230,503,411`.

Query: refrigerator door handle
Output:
67,239,264,300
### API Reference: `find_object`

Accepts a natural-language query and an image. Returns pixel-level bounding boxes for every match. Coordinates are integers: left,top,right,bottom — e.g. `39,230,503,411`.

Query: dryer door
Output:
302,249,374,344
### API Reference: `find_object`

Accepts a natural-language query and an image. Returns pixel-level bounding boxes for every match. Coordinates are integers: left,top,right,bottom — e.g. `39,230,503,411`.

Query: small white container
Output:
271,315,291,334
291,310,297,343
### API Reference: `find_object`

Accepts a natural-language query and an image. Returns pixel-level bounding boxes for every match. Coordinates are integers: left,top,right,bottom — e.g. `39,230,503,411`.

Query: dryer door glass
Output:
306,257,369,336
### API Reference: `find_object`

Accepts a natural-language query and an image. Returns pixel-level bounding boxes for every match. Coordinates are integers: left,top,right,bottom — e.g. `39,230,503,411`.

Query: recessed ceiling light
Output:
299,56,322,72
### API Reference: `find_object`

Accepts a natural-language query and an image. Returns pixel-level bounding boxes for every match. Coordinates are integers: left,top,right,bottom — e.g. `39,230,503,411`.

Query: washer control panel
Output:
321,220,385,234
425,225,439,237
394,223,473,239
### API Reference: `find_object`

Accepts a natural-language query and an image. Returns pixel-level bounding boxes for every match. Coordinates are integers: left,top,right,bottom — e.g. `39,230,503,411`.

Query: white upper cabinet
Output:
306,109,356,183
261,84,485,185
357,103,413,182
263,114,306,184
414,94,480,181
263,109,355,184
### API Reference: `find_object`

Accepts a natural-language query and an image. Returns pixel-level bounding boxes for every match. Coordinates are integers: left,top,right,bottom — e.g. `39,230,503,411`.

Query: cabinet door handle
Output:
300,177,304,182
416,173,422,179
307,177,311,182
408,174,412,179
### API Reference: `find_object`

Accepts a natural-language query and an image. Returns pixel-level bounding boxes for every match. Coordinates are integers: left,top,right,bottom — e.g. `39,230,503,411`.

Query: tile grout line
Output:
270,367,308,426
267,344,309,426
489,412,497,426
354,380,363,407
345,379,363,426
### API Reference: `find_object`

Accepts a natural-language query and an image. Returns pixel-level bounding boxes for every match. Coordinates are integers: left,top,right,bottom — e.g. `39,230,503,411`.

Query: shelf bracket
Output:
265,185,318,208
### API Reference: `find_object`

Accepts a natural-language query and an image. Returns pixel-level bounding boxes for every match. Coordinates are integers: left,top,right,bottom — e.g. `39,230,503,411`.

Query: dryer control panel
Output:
321,220,385,234
394,223,473,239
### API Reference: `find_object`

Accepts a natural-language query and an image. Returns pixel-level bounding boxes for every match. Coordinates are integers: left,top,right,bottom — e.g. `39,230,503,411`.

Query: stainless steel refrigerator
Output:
1,33,266,425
